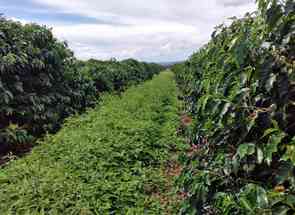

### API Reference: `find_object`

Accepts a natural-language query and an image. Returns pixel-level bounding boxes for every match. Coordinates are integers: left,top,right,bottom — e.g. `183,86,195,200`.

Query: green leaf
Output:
266,3,283,31
14,82,24,93
239,184,269,212
264,132,286,165
257,147,264,164
262,128,279,139
5,90,13,99
272,205,291,215
0,172,9,183
285,195,295,210
240,197,254,213
237,143,256,159
256,186,268,208
282,143,295,165
265,73,277,92
229,37,239,51
282,145,295,165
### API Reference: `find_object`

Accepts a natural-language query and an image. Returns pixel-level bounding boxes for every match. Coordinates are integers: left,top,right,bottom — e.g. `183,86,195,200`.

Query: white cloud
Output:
218,0,253,7
52,22,203,61
9,17,29,24
30,0,257,61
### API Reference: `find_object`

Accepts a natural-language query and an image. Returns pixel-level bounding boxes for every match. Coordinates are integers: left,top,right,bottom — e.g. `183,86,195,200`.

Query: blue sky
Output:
2,0,256,62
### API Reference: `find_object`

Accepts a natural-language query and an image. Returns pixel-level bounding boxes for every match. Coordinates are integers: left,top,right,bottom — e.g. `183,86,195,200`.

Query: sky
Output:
1,0,257,62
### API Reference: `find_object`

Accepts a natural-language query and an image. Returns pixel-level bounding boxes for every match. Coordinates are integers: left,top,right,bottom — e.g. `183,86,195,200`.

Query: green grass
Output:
0,72,183,214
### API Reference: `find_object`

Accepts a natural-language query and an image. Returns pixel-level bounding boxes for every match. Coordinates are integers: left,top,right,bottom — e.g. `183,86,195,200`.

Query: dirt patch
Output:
149,156,184,214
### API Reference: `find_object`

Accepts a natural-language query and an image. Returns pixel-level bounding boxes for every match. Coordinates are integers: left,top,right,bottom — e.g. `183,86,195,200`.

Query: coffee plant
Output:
0,17,96,152
173,0,295,214
0,72,181,214
78,58,162,92
0,16,162,155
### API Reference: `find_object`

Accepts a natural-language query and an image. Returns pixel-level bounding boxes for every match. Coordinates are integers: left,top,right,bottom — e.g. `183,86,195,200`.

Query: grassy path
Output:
0,72,184,214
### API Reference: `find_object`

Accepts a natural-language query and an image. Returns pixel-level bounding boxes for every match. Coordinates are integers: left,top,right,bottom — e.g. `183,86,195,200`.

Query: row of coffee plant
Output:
0,16,162,153
0,72,182,214
77,58,163,92
173,0,294,214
